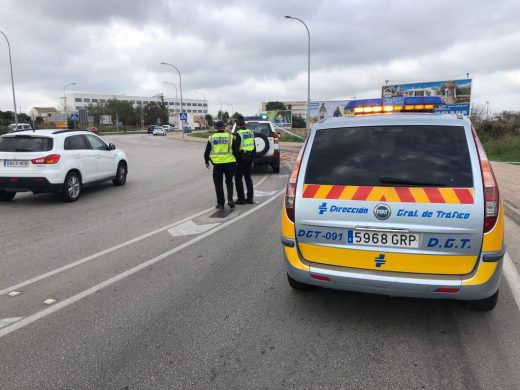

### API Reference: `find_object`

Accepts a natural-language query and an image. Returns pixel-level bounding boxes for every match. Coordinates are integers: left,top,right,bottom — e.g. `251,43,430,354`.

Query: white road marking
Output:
8,291,21,297
0,317,23,329
503,253,520,311
43,299,56,305
0,190,284,338
255,190,278,197
0,174,271,297
168,220,220,237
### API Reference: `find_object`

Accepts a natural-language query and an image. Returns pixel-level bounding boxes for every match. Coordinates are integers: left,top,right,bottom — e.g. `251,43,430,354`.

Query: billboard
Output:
266,110,292,127
309,100,351,124
381,79,473,115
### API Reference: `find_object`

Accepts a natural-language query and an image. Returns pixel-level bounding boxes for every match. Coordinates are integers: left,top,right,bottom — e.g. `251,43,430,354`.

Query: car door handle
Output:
73,154,82,158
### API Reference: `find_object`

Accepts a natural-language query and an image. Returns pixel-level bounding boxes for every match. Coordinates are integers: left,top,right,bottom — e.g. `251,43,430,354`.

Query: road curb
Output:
504,200,520,226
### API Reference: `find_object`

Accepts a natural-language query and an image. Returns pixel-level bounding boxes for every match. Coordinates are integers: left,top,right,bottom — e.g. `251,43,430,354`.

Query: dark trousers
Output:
213,162,235,206
235,156,254,201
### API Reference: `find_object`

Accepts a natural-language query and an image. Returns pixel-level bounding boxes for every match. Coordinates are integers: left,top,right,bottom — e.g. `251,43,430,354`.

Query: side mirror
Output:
108,143,116,150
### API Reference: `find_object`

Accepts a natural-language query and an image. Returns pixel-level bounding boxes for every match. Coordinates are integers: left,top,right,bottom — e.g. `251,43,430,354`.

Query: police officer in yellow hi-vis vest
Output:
204,120,240,209
234,115,256,204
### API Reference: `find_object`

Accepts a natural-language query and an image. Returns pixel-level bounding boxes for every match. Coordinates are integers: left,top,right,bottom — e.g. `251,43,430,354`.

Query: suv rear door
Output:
0,135,54,176
295,121,483,275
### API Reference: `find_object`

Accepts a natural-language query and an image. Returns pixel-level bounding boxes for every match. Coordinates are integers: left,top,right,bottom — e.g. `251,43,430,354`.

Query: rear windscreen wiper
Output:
379,176,446,187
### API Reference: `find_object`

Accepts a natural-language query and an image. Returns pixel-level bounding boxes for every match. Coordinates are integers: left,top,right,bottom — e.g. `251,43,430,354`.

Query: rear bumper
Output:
0,177,63,193
282,237,503,301
254,155,279,166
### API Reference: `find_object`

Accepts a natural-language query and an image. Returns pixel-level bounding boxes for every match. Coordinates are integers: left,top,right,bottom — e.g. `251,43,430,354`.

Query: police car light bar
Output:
345,96,445,115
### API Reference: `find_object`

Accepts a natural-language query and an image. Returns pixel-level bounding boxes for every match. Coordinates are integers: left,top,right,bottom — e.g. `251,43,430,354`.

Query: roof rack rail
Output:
52,129,90,135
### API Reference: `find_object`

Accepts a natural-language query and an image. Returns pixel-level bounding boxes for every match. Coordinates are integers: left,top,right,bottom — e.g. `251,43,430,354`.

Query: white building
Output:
65,92,208,116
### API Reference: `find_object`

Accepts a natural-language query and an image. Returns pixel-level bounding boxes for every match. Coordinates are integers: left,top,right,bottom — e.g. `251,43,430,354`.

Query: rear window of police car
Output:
0,136,53,152
246,123,273,136
304,125,473,188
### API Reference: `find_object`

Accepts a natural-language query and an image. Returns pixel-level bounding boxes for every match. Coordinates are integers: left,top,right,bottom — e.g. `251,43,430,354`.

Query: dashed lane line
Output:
0,190,284,338
0,174,271,297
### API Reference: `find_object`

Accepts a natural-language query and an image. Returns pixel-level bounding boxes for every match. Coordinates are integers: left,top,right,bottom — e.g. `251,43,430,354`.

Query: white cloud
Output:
0,0,519,115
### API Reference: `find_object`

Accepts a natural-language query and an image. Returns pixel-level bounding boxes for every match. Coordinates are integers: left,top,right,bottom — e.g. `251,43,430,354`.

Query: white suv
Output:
0,129,128,202
231,120,280,173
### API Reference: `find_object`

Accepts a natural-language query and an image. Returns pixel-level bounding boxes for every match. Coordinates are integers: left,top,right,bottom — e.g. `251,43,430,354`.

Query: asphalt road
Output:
1,134,520,389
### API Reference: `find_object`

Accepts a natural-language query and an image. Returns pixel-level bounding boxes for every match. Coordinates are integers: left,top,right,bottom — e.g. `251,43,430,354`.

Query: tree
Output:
266,101,287,111
292,114,306,129
205,114,213,127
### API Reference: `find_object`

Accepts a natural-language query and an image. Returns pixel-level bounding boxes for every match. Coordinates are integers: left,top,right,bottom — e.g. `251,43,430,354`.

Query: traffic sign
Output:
179,112,188,121
70,112,79,122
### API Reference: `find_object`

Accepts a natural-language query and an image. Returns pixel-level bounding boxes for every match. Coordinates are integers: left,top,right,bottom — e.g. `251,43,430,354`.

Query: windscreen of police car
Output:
245,123,273,136
304,126,473,188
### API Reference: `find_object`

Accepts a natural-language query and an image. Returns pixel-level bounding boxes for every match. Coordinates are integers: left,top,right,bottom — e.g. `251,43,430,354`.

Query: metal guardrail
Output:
272,125,305,141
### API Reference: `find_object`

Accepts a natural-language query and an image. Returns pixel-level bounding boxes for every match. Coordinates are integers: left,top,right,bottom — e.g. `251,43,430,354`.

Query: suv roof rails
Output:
52,129,91,135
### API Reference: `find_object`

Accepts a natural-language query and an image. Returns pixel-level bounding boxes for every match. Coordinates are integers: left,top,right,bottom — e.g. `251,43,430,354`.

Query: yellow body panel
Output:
281,202,295,239
298,243,478,275
462,262,497,286
284,247,309,271
482,200,504,252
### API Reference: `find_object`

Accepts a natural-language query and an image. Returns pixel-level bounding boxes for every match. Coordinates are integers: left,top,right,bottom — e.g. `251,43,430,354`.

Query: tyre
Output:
113,162,127,186
254,133,270,157
467,290,499,311
0,190,16,201
62,171,81,202
287,273,315,291
272,164,280,173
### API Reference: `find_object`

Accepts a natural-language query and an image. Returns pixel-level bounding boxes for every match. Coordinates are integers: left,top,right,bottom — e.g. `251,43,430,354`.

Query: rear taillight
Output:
273,132,279,143
472,129,499,233
285,139,308,222
31,154,61,165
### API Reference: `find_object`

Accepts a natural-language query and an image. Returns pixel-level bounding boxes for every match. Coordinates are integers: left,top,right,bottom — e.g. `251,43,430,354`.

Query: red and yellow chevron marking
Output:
302,184,474,204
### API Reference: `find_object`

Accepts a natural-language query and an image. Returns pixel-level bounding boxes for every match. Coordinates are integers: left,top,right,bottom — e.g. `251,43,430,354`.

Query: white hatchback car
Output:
0,129,128,202
153,127,167,136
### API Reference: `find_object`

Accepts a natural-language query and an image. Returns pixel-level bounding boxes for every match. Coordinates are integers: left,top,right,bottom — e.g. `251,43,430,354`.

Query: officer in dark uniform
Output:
234,115,256,204
204,120,240,209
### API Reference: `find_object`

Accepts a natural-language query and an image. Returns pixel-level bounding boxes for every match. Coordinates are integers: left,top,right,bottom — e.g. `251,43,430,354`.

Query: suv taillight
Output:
472,129,499,233
273,132,279,143
31,154,61,165
285,139,308,222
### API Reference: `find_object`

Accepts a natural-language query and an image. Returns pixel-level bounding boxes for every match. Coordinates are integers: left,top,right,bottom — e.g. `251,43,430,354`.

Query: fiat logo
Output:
374,204,391,220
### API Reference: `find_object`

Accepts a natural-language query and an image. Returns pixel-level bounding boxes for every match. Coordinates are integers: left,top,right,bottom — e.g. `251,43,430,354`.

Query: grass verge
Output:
481,135,520,162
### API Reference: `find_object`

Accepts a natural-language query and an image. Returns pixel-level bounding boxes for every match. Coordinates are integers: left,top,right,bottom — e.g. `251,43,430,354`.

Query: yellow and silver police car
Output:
281,97,504,310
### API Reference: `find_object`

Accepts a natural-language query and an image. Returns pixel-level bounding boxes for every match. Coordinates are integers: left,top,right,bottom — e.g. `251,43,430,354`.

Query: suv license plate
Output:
347,230,419,249
3,160,29,168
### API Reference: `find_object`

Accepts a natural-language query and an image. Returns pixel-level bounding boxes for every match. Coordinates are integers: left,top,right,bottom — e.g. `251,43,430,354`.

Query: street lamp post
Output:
1,30,18,129
114,93,125,132
63,82,76,128
161,62,183,138
285,16,311,135
216,99,223,120
164,81,178,129
193,91,206,128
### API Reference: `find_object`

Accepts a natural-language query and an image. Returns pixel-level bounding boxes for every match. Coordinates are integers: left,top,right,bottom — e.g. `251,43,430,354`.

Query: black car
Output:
147,125,159,134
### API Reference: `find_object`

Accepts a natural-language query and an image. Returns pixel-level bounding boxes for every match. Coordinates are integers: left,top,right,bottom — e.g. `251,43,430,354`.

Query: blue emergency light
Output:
345,96,445,114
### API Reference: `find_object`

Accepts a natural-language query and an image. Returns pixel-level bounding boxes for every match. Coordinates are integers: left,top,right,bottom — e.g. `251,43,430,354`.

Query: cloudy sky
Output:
1,0,519,116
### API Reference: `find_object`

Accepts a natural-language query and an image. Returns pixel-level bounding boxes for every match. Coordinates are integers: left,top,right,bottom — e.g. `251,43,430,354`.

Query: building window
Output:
175,102,180,106
92,99,98,103
187,103,192,106
84,98,90,103
187,109,191,113
137,100,142,104
75,98,82,102
100,99,106,103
